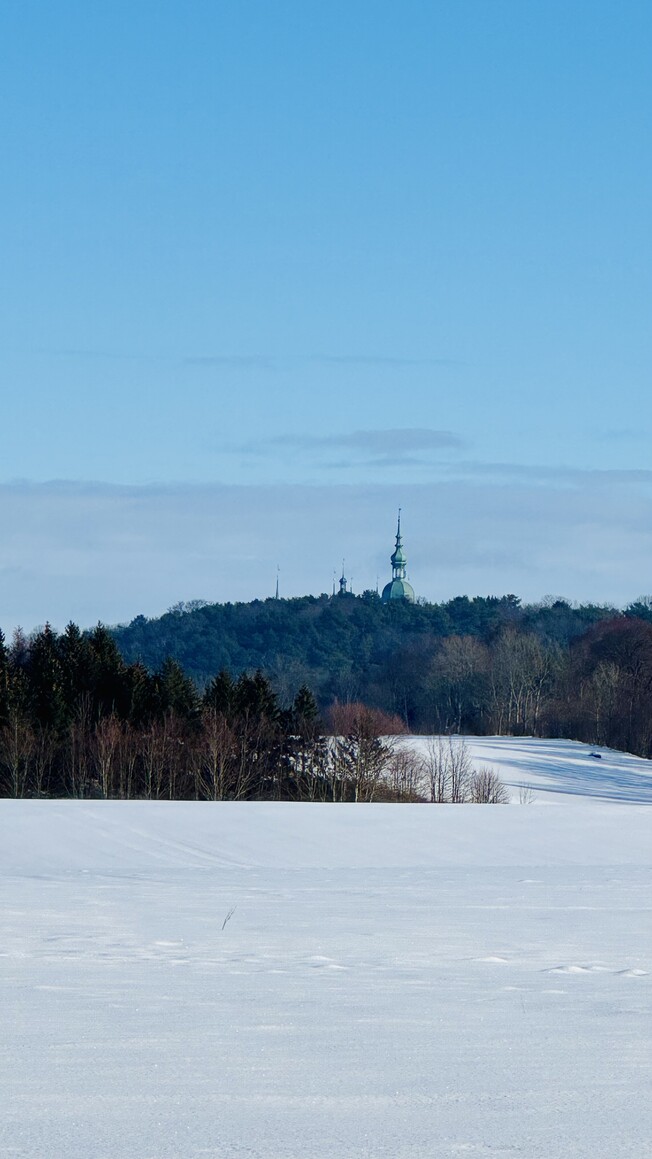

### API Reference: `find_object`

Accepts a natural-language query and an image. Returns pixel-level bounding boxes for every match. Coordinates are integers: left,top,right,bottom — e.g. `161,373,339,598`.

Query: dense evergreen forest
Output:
114,591,610,704
112,591,652,747
2,591,652,798
0,623,422,801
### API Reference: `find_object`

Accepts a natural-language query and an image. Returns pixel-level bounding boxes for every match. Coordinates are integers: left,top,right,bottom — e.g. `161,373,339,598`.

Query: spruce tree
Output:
28,624,66,732
203,670,235,715
156,658,199,723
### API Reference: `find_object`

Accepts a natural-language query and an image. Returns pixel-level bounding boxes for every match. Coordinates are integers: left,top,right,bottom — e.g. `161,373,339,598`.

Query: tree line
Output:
112,591,652,755
0,623,427,801
113,591,613,708
423,616,652,757
2,598,652,799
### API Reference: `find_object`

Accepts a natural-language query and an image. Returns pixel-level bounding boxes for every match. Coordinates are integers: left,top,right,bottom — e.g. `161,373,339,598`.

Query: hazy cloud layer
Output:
594,427,650,445
1,474,651,634
228,430,652,485
236,428,467,469
183,355,277,370
270,429,465,453
442,461,652,487
185,354,456,370
312,355,460,368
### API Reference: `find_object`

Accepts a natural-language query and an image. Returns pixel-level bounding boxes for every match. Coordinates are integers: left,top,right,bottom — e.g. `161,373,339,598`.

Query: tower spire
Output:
391,510,407,580
381,508,415,603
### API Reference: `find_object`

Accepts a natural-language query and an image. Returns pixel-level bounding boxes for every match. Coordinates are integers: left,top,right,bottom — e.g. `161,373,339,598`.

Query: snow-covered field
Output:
407,734,652,804
1,738,650,1158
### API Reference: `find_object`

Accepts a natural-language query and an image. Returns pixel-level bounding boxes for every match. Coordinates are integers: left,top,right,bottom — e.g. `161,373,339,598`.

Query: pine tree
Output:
203,670,235,715
89,624,129,718
28,624,66,732
291,684,320,733
156,658,199,723
127,662,160,727
58,622,96,723
233,671,280,725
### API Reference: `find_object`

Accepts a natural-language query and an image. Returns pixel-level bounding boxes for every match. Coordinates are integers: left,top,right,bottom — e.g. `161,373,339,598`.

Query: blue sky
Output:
1,2,652,628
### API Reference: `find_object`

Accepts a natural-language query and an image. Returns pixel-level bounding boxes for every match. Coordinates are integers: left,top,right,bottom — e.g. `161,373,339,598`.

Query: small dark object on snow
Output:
589,752,602,759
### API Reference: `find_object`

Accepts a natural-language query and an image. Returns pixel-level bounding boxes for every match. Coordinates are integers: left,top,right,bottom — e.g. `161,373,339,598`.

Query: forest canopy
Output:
109,591,652,753
2,592,652,800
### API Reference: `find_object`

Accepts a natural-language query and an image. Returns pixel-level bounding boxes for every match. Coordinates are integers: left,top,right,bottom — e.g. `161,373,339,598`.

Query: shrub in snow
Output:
469,766,510,804
420,737,508,803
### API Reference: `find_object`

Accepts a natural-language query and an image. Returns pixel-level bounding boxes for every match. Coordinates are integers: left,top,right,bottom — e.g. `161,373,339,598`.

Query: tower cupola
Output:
381,509,415,603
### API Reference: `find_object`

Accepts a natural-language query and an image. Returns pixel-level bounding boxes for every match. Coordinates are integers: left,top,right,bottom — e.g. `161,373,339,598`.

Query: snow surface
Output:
1,738,651,1158
406,734,652,805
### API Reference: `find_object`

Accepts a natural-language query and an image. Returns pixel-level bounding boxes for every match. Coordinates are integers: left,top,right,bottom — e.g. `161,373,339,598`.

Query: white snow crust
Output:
407,734,652,805
1,737,650,1158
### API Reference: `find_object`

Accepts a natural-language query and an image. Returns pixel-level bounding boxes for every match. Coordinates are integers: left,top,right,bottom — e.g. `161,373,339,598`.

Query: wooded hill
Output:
111,592,652,753
3,591,652,799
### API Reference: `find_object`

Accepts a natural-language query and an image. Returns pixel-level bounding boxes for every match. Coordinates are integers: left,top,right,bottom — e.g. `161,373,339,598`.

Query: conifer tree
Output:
234,671,279,725
156,658,199,723
89,624,131,719
291,684,320,732
28,624,66,732
128,662,160,727
203,670,235,715
58,622,96,723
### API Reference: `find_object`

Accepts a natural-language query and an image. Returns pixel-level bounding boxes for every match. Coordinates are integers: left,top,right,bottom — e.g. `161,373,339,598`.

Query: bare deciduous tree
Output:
422,736,451,802
421,736,473,802
489,631,562,735
469,766,510,804
0,710,35,798
384,746,427,801
420,738,506,803
428,636,490,733
93,715,123,799
327,703,406,802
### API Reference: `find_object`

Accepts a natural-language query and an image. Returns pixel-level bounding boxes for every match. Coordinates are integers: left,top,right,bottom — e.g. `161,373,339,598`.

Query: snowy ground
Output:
1,739,651,1158
406,734,652,804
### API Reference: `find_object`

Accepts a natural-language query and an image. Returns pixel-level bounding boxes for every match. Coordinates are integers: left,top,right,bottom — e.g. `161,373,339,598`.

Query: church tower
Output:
381,510,415,603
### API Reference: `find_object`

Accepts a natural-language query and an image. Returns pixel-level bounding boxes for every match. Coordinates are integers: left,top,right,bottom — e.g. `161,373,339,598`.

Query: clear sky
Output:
1,1,652,629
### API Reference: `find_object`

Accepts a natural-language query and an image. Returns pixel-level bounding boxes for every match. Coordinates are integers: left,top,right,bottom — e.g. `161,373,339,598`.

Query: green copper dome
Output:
381,510,415,604
382,577,415,603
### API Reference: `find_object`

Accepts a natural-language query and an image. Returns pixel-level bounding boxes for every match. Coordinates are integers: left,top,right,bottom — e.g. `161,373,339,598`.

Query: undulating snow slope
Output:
1,796,651,874
407,734,652,804
1,738,650,1159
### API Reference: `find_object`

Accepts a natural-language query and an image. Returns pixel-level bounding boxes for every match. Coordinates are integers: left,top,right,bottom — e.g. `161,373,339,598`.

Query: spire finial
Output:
381,508,415,603
390,509,407,580
275,565,280,600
